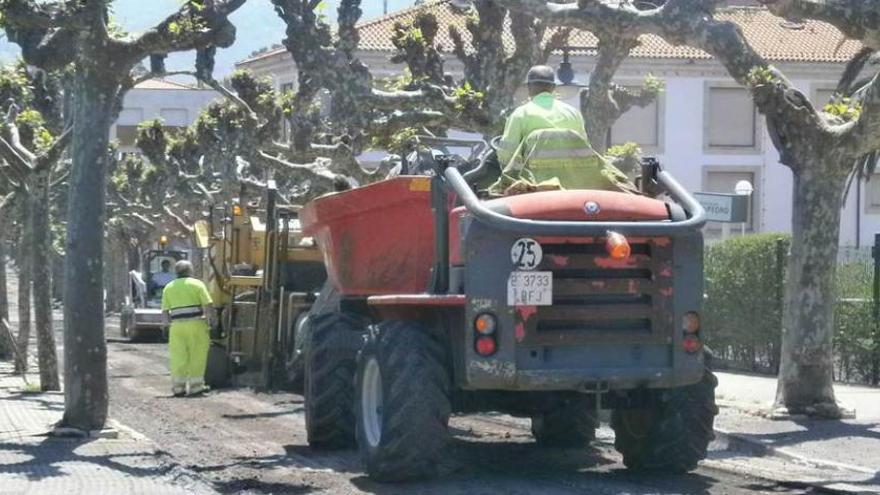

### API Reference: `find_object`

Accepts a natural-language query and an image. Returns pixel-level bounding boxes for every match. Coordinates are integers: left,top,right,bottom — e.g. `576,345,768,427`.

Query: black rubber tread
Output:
531,395,598,447
305,311,366,450
284,312,309,394
356,320,451,482
611,370,719,473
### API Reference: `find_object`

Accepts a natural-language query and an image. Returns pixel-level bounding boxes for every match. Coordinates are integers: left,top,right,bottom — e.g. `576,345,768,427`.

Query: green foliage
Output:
746,65,777,88
452,81,484,114
167,2,209,37
371,127,418,155
606,142,641,159
703,233,790,372
705,235,879,383
643,74,665,94
823,95,862,121
0,64,33,104
15,109,53,151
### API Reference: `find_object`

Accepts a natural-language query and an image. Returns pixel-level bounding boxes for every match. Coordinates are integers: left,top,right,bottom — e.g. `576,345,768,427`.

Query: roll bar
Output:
443,166,707,236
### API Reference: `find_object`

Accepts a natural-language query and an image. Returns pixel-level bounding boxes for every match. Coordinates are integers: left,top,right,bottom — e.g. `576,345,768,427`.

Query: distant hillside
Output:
0,0,415,77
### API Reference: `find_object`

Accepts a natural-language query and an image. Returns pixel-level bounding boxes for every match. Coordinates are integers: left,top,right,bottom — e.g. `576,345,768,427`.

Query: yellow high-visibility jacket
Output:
497,92,588,167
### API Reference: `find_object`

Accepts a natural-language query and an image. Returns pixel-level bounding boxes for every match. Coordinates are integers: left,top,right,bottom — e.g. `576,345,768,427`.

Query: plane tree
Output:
0,64,68,391
0,0,247,433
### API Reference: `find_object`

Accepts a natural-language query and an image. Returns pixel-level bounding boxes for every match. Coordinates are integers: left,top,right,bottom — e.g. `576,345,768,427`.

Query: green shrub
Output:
703,233,790,372
704,235,877,383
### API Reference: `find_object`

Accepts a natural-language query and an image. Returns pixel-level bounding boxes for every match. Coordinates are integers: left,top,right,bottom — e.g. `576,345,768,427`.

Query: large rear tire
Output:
531,395,598,447
611,370,718,473
305,311,365,450
355,320,451,482
284,311,309,394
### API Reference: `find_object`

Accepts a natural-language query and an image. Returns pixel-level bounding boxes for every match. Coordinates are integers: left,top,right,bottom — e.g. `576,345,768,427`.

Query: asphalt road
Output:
105,330,819,495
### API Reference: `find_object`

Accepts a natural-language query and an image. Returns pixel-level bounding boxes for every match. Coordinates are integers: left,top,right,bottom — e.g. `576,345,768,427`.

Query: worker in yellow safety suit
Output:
490,65,635,195
162,260,214,397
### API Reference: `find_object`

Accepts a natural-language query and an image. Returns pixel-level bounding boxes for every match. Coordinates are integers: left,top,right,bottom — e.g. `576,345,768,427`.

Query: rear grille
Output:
518,238,674,346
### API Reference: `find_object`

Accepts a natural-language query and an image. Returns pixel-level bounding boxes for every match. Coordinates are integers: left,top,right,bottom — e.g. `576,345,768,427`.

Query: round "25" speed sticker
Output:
511,238,543,270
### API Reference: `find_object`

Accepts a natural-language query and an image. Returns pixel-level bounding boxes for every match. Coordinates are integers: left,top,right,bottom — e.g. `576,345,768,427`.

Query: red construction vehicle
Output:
299,138,716,481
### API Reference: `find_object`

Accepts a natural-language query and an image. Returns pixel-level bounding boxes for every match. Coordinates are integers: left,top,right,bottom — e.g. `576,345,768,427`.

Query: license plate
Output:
507,271,553,306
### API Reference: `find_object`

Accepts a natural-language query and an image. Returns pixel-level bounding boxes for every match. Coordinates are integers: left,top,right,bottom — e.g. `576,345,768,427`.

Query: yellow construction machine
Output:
195,181,326,390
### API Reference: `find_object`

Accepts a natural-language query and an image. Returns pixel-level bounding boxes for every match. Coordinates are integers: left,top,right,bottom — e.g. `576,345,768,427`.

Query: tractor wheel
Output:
284,311,310,394
611,369,718,473
355,320,451,482
305,311,366,450
531,395,598,447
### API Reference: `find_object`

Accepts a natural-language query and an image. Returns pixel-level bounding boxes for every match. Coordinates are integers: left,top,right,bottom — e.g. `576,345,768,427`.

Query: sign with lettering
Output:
693,192,749,223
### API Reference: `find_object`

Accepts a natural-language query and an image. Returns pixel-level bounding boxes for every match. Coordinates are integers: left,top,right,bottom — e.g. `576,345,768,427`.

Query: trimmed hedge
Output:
703,234,878,384
703,233,789,373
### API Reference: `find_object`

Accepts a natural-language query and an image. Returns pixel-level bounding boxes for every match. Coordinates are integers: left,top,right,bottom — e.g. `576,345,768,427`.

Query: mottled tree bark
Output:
0,232,11,360
14,197,32,374
32,169,60,391
776,160,850,416
1,0,245,432
61,71,115,430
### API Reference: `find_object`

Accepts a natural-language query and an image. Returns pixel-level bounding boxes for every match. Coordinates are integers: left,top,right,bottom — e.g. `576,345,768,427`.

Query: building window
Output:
866,176,880,213
118,107,144,126
115,125,140,147
609,88,661,149
706,87,758,150
703,168,759,235
160,108,189,127
281,82,294,93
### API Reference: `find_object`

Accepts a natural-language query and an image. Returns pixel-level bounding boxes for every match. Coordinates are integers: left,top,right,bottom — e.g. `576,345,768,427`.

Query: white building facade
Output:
237,2,873,246
111,79,220,156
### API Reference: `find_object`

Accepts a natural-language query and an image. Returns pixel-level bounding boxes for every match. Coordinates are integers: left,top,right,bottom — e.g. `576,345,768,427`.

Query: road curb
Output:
714,427,877,476
712,427,879,494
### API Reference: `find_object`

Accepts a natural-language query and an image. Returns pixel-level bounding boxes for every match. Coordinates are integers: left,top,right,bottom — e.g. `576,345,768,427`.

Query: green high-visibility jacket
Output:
497,92,588,167
489,128,637,196
161,277,213,330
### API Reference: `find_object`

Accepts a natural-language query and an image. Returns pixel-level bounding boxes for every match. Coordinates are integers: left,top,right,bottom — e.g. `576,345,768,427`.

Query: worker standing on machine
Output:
161,260,214,397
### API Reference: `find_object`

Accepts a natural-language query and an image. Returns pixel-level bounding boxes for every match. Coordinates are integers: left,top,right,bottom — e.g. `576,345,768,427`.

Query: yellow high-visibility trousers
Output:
169,319,210,395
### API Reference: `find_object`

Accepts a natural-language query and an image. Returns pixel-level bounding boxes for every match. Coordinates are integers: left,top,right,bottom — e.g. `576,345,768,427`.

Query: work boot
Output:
172,378,186,397
187,381,209,397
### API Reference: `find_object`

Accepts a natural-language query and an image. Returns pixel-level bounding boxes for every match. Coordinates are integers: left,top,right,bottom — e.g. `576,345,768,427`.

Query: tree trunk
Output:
60,72,115,431
0,236,11,360
32,170,60,391
774,162,847,417
51,252,64,302
14,198,33,374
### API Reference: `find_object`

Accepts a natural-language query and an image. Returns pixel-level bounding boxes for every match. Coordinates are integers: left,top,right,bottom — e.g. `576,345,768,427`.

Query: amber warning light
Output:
606,231,631,260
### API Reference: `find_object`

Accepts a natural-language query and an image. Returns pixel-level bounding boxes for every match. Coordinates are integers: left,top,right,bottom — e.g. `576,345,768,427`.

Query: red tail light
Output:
475,336,497,356
683,336,702,354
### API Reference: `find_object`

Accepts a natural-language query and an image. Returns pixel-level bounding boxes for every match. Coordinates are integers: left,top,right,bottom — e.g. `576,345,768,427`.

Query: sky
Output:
0,0,416,77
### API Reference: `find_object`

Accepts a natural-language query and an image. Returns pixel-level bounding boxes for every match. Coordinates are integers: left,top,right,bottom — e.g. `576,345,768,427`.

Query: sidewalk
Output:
713,371,880,493
0,362,213,495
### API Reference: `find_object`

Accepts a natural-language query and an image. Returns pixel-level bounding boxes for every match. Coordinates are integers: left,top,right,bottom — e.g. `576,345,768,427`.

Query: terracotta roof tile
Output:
239,3,864,65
